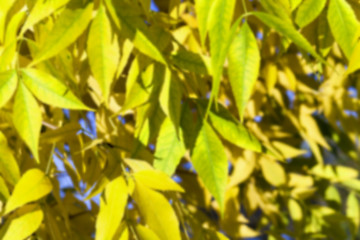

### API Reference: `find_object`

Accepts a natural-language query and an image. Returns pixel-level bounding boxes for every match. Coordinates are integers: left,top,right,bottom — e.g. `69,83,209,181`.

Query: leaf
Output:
260,0,291,22
95,176,128,240
20,0,70,35
252,12,323,62
135,225,161,240
198,100,263,153
191,121,227,213
154,118,186,176
0,176,9,201
31,3,93,66
347,192,360,234
87,4,119,103
0,204,43,240
21,68,89,110
195,0,214,45
0,70,17,108
288,198,303,221
12,81,42,161
105,0,165,64
170,48,208,74
132,181,181,240
295,0,326,28
327,0,359,59
134,169,184,192
260,158,286,187
159,69,182,132
347,38,360,74
5,169,52,214
207,0,236,103
228,22,260,121
0,131,20,185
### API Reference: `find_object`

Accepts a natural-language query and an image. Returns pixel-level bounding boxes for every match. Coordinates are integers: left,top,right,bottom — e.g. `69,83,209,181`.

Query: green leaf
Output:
191,122,227,213
0,131,20,186
228,22,260,121
260,158,286,187
154,118,186,176
159,69,182,132
347,192,360,234
21,68,89,110
105,0,165,64
95,176,128,240
260,0,291,22
31,3,93,66
132,181,181,240
295,0,326,28
87,4,119,104
1,204,43,240
12,81,42,161
134,169,184,192
0,70,17,108
20,0,70,35
5,169,52,214
348,40,360,74
195,0,214,45
207,0,236,103
205,102,263,153
171,48,208,75
327,0,359,59
252,12,323,62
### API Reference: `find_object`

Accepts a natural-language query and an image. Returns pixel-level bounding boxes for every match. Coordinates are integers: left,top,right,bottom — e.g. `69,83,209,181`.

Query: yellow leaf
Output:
12,81,42,161
260,158,286,187
87,4,119,104
135,224,161,240
134,169,184,192
95,176,128,240
20,0,70,35
31,3,94,66
5,169,52,214
0,204,43,240
21,68,90,110
132,181,181,240
0,70,17,108
0,131,20,185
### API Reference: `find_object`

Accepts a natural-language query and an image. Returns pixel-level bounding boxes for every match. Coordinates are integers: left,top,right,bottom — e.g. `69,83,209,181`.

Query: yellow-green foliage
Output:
0,0,360,239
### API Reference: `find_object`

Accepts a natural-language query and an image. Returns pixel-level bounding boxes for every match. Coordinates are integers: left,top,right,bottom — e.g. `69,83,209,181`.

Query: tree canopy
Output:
0,0,360,239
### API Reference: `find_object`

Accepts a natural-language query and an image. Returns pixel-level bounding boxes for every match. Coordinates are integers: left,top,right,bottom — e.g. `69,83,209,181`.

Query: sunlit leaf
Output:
5,169,52,214
159,69,182,132
195,0,214,46
21,68,89,110
95,176,128,240
12,81,42,161
260,158,286,187
87,4,119,104
135,224,161,240
295,0,326,28
154,118,186,176
0,70,17,108
0,204,43,240
228,22,260,121
0,131,20,186
327,0,359,59
191,121,227,213
132,181,181,240
20,0,70,35
252,12,323,62
134,169,184,192
207,0,236,104
31,3,94,66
